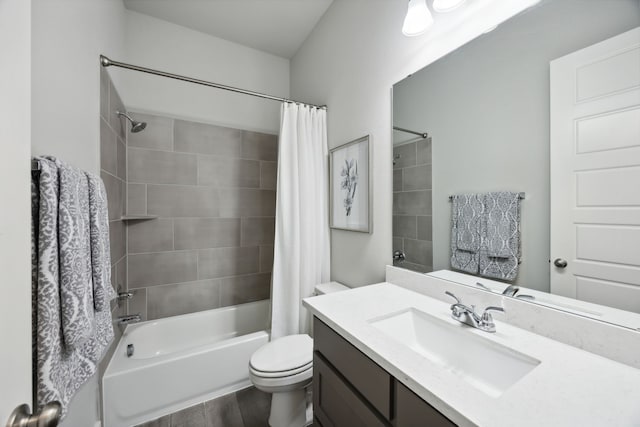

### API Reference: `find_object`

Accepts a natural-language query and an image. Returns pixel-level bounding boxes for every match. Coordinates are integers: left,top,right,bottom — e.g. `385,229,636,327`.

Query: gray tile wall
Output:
98,67,127,378
125,112,278,321
393,138,433,273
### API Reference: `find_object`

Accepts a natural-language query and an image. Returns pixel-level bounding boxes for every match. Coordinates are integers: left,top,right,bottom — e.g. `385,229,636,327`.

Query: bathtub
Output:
102,300,270,427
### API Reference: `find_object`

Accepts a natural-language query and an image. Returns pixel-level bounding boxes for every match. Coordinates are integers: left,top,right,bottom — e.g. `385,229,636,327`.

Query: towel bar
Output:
448,192,525,201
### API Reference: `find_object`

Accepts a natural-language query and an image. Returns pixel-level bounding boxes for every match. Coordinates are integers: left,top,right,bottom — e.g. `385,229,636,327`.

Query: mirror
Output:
392,0,640,329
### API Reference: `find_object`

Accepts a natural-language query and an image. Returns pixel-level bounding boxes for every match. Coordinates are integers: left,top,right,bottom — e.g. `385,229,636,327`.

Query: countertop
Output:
303,283,640,427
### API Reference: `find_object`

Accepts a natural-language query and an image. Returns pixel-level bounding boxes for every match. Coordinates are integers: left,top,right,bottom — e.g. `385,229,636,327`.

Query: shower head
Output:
116,111,147,133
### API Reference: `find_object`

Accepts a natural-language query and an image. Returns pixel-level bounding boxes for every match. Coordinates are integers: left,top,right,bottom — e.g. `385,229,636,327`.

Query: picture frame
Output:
329,135,372,233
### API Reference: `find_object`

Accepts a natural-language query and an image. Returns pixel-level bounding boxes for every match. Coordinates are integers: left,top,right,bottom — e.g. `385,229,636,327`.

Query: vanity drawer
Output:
313,353,389,427
396,382,456,427
313,318,392,420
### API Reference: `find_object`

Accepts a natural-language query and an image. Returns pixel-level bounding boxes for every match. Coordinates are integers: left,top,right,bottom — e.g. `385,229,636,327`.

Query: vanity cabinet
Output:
313,317,456,427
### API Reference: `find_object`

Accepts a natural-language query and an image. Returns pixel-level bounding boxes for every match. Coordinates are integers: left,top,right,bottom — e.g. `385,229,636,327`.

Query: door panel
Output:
0,0,33,422
550,27,640,313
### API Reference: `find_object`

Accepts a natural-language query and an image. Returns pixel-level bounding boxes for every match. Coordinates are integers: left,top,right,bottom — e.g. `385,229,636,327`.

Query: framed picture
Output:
329,135,372,233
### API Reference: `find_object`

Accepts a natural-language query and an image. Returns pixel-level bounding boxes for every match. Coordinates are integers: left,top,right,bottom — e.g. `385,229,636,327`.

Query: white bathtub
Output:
102,300,270,427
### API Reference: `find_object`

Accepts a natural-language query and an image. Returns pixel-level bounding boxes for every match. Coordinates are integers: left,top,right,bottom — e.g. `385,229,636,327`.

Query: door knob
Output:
553,258,568,268
5,401,61,427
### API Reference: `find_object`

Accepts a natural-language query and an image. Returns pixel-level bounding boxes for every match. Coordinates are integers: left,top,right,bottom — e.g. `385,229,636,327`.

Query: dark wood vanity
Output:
313,317,456,427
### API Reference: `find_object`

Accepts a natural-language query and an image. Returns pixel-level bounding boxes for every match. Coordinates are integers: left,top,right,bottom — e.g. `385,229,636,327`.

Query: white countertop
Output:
303,283,640,427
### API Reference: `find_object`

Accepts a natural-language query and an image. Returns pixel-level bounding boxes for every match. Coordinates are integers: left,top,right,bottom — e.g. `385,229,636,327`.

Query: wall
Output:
392,138,433,273
291,0,540,286
120,10,290,135
393,0,640,291
30,1,127,425
31,0,126,174
0,0,32,422
125,111,277,320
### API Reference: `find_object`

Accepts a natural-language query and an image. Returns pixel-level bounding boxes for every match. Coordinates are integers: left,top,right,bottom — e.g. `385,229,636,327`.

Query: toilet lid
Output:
250,334,313,373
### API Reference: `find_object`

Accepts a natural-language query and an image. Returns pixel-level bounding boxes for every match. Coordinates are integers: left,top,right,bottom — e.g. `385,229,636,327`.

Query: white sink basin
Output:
369,308,540,397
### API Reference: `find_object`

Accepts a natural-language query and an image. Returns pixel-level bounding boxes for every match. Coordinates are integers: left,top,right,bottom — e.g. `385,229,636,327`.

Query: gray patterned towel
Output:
454,194,483,252
479,192,521,281
32,157,115,418
87,173,115,311
55,159,95,349
450,194,482,274
484,192,520,258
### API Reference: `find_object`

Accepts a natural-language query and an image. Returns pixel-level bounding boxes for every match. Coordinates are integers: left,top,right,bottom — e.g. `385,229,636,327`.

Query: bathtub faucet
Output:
116,313,142,326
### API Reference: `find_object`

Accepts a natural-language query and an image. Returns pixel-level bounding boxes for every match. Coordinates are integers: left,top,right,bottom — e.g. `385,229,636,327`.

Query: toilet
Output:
249,282,349,427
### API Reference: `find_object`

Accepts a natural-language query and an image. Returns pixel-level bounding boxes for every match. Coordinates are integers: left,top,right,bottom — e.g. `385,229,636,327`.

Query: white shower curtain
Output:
271,103,330,339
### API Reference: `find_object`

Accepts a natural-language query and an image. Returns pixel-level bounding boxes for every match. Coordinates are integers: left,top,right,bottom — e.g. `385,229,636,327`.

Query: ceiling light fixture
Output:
432,0,467,13
402,0,434,37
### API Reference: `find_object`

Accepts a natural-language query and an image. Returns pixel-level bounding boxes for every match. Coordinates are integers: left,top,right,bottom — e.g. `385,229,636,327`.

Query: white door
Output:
550,27,640,313
0,0,33,424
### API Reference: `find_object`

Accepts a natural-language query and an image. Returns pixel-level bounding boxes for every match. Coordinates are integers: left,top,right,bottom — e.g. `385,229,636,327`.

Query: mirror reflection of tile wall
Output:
392,138,433,273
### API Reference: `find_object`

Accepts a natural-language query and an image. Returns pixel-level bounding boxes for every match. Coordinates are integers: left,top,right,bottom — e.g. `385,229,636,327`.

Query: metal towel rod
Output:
448,192,525,200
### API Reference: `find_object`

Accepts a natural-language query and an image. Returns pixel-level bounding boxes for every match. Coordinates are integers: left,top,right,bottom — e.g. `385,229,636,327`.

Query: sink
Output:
369,308,540,397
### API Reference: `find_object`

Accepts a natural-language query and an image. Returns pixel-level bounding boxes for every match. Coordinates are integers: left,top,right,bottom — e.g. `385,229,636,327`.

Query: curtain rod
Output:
393,126,428,139
99,55,327,110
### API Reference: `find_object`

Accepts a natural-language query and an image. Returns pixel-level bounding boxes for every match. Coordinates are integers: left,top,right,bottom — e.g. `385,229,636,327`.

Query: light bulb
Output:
402,0,434,37
432,0,466,13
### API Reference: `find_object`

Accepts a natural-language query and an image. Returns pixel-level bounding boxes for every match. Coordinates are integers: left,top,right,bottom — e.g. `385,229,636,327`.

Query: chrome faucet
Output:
116,313,141,327
501,285,535,301
445,291,504,333
502,285,519,297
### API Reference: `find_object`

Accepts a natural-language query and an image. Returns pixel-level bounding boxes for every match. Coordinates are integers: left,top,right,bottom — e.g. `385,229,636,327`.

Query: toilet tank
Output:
314,281,349,295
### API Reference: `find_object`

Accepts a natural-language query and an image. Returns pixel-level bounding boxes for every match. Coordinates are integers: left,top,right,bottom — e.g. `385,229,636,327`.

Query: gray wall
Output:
125,112,277,320
393,138,433,273
393,0,640,291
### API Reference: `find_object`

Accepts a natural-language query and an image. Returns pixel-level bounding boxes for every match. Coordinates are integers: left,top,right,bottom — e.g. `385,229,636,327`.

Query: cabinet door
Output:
314,318,392,419
396,382,456,427
313,353,389,427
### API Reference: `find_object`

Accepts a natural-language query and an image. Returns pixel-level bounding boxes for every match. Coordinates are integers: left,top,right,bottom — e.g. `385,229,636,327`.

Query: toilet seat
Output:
250,364,313,393
249,334,313,393
249,334,313,374
250,360,312,378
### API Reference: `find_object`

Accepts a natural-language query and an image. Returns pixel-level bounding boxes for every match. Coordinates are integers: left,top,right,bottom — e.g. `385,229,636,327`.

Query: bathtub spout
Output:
116,314,142,331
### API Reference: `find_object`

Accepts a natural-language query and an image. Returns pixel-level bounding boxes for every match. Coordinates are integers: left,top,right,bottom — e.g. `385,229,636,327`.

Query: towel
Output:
87,173,115,311
32,157,115,417
455,194,483,252
56,158,95,349
484,192,520,258
479,192,521,281
450,194,482,274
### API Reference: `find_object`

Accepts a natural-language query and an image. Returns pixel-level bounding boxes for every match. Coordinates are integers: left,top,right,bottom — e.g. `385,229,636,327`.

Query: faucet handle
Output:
481,306,504,322
445,291,461,304
479,306,504,332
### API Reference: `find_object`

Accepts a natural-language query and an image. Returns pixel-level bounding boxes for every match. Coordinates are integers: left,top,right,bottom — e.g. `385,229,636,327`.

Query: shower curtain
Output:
271,103,330,339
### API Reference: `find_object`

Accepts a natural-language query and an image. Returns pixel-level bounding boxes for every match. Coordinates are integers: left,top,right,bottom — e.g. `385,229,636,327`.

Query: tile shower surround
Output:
393,138,433,273
99,66,128,377
125,111,278,321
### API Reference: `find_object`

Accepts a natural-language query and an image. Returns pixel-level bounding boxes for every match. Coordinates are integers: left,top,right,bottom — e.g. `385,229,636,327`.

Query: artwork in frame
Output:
329,135,371,233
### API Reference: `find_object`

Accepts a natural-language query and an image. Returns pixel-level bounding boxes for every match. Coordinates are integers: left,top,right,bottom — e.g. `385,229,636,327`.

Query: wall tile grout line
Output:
127,144,277,163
